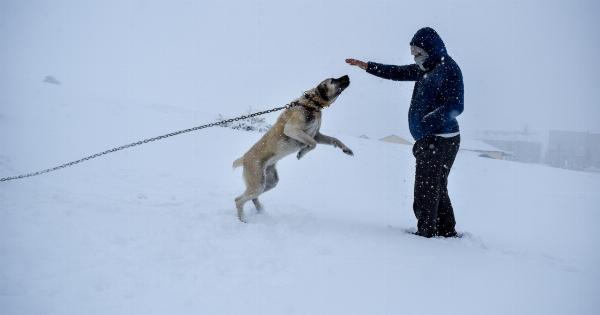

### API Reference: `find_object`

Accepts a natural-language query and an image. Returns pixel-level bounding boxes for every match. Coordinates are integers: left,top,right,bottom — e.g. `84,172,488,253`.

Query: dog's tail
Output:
232,157,244,169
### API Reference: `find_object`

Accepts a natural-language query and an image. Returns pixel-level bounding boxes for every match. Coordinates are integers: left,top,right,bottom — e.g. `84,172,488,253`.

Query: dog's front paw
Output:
297,146,313,160
342,147,354,156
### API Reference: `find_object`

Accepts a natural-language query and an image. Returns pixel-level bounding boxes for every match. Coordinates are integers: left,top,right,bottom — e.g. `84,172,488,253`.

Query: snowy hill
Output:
1,85,599,314
2,0,599,314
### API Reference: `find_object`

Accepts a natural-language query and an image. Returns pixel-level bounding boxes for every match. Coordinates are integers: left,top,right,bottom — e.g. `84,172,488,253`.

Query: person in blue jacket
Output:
346,27,463,238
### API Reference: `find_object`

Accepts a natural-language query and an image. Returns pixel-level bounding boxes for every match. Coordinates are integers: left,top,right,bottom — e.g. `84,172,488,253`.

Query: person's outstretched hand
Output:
345,58,367,70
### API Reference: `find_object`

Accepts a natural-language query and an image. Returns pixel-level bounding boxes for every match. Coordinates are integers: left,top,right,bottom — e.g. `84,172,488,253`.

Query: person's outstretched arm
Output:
346,58,423,81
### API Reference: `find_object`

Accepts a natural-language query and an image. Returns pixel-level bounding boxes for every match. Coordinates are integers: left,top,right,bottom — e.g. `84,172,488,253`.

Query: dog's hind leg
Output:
236,188,263,222
235,161,266,222
264,165,279,193
252,165,279,213
252,199,264,212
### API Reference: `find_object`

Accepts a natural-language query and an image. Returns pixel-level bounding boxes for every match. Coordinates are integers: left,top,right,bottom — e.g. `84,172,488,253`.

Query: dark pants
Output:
412,135,460,237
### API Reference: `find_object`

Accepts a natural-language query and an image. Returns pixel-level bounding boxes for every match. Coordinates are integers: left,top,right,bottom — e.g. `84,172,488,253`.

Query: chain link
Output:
0,102,300,183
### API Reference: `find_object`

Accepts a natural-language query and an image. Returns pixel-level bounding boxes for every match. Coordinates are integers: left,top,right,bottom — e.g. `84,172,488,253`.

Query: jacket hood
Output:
410,27,447,70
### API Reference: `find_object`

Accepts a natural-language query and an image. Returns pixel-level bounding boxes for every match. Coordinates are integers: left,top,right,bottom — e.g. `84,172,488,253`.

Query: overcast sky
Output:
1,0,599,138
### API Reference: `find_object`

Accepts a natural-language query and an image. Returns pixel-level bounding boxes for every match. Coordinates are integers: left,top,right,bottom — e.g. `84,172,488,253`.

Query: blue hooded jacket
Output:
366,27,464,141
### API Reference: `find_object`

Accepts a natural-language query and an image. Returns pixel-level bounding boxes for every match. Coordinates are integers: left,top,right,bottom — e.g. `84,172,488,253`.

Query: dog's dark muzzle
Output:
336,75,350,90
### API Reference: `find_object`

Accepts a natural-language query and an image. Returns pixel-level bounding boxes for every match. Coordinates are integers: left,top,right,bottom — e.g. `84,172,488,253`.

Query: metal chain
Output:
0,102,300,183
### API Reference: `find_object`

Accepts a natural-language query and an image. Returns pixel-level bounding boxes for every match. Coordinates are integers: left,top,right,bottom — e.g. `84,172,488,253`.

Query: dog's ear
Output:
317,84,329,101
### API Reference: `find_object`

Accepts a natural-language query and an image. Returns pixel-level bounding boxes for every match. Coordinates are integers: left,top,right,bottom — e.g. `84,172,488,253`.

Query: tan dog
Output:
233,75,353,222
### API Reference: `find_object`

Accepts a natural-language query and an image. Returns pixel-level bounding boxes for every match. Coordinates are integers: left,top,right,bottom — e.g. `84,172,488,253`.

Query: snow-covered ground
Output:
2,1,599,314
1,81,599,315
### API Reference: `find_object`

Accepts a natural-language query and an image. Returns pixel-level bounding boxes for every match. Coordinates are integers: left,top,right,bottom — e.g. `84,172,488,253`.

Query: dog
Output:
232,75,353,222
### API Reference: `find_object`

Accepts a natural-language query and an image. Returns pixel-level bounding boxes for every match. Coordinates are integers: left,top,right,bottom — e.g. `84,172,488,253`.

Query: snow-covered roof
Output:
379,134,412,145
459,139,506,152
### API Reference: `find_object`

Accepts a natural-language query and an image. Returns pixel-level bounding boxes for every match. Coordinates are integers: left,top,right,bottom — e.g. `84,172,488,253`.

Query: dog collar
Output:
301,93,326,111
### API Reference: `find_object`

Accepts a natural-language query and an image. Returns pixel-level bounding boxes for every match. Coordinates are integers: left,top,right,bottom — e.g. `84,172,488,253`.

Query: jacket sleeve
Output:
366,62,423,81
421,72,464,133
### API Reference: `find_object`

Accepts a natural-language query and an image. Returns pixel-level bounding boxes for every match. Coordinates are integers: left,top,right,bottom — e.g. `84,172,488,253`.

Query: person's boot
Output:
438,229,459,238
412,230,436,238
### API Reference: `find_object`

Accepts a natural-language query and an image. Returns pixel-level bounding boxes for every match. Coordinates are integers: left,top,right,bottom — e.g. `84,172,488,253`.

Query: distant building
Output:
545,130,600,171
589,133,600,171
483,139,542,163
476,130,544,164
459,139,508,160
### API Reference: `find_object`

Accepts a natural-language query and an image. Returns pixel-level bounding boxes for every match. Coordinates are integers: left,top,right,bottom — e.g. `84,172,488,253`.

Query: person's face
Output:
411,45,427,59
411,45,428,70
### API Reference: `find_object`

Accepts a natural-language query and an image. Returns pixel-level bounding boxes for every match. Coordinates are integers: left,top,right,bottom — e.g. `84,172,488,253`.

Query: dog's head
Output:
315,75,350,105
